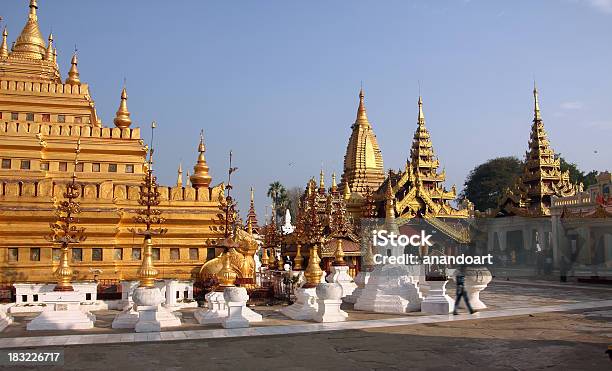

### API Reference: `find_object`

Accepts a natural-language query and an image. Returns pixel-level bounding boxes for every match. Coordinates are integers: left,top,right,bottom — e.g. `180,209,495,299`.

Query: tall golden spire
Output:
533,82,541,122
113,87,132,128
12,0,46,59
498,85,577,216
44,33,53,61
340,87,385,196
245,186,260,234
176,163,183,187
355,87,370,126
319,169,325,192
65,52,81,86
331,172,338,193
0,28,8,59
418,95,425,125
189,130,212,188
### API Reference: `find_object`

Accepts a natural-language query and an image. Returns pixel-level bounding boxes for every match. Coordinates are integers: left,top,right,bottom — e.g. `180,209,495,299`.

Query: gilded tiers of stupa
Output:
498,87,577,216
391,97,469,219
339,89,385,199
0,1,227,283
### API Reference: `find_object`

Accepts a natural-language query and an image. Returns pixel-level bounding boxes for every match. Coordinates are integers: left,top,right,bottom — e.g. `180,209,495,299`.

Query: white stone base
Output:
111,307,139,329
194,291,227,324
27,306,95,331
354,264,423,314
327,265,357,298
313,299,347,322
222,302,250,329
134,305,181,333
343,270,371,304
26,291,96,331
280,287,318,320
421,280,454,314
242,306,263,322
0,310,12,332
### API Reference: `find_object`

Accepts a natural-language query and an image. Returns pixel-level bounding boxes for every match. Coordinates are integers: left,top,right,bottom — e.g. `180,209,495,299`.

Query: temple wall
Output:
0,178,226,283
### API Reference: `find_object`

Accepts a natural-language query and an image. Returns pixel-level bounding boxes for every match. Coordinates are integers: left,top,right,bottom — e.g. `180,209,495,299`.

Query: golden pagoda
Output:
498,86,577,216
339,88,385,217
390,96,470,219
244,187,260,235
0,1,227,283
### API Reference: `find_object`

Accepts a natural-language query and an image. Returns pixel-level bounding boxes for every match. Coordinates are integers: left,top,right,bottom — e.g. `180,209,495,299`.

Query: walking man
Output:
453,268,476,315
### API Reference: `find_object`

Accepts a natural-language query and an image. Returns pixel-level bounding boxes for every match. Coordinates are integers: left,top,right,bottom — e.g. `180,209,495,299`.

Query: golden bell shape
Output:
332,239,346,266
268,248,276,268
54,244,74,292
303,244,324,288
113,87,132,129
138,237,158,288
293,244,304,270
261,247,269,267
277,252,284,270
217,250,237,288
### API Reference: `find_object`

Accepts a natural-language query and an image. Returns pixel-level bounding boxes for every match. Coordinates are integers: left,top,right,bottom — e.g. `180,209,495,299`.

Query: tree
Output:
267,181,288,224
286,186,303,221
460,157,523,212
558,156,597,188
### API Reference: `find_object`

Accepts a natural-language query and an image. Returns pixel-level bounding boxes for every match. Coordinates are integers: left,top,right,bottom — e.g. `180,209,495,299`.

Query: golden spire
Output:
176,163,183,187
261,247,269,267
418,96,425,125
341,87,385,196
113,87,132,128
293,243,303,270
303,242,324,288
217,250,237,287
44,33,54,60
0,28,8,58
12,0,46,59
319,169,325,192
331,172,338,193
533,82,541,122
333,239,346,266
65,52,81,86
53,48,58,68
355,87,370,126
343,182,351,200
189,129,212,188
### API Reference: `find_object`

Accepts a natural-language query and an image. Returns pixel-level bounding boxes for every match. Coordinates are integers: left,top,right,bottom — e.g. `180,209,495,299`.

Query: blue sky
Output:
3,0,611,219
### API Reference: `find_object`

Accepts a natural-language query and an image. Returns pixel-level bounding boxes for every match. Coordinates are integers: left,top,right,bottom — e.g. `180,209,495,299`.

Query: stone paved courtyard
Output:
0,280,610,370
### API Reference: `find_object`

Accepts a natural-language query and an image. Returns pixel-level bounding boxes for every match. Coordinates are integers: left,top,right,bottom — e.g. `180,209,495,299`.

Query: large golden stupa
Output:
0,1,228,283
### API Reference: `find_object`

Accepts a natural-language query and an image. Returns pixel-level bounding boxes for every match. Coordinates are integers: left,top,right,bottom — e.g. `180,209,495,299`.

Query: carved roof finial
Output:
0,27,8,58
65,51,81,86
533,81,541,122
189,129,212,188
113,87,132,128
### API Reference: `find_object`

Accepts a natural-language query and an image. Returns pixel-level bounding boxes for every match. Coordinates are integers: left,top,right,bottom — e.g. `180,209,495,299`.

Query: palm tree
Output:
267,181,287,224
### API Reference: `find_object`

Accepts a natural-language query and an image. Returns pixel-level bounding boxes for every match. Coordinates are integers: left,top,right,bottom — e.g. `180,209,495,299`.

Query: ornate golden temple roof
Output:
12,0,46,60
189,130,213,188
498,86,577,217
0,1,61,82
339,88,385,197
391,96,469,219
